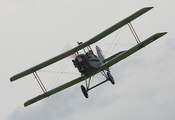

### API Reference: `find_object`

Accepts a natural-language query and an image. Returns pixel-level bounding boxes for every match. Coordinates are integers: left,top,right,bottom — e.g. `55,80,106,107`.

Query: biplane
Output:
10,7,167,107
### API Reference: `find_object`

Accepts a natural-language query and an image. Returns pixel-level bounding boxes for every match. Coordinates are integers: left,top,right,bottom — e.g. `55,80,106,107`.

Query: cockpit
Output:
72,51,101,75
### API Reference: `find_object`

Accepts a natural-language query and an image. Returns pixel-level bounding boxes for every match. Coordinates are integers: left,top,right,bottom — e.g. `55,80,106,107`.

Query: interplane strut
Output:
32,72,47,93
127,22,141,43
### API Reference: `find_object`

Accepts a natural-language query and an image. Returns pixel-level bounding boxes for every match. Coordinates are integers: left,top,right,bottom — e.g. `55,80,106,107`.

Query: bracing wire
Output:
104,28,122,56
45,58,70,90
52,58,71,88
105,25,127,56
39,70,78,75
110,25,127,54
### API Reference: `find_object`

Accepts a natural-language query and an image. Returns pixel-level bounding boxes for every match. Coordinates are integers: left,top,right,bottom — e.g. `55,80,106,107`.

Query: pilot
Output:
88,50,94,57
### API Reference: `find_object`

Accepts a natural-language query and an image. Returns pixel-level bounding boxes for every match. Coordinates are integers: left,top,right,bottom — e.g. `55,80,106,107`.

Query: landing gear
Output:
107,72,115,85
81,71,115,98
81,85,88,98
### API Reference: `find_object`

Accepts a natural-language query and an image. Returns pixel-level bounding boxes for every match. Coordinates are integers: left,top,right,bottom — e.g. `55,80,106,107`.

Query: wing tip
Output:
24,101,31,107
159,31,167,33
145,6,154,12
10,77,15,82
23,97,40,107
24,103,28,107
155,32,168,38
142,6,154,11
10,75,20,82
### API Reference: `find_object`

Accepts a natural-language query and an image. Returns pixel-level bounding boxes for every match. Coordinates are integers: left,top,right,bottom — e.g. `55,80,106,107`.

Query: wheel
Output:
107,72,115,85
81,85,89,98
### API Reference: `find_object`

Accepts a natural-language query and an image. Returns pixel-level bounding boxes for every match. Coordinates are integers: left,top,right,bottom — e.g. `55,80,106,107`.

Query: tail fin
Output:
96,46,105,62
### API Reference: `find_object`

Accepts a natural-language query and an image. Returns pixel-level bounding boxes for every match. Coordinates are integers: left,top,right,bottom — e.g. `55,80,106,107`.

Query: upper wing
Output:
101,32,167,70
10,7,153,82
78,7,153,47
24,75,87,107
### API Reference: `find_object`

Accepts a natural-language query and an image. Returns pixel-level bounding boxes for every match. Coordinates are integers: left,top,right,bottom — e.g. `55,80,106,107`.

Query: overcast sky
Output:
1,0,175,120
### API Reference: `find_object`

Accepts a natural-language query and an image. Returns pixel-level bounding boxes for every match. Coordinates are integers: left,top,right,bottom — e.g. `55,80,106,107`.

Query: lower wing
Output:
23,32,167,107
24,75,87,107
101,32,167,70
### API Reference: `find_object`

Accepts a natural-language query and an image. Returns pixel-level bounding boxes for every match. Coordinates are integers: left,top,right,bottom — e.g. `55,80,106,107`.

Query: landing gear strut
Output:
81,71,115,98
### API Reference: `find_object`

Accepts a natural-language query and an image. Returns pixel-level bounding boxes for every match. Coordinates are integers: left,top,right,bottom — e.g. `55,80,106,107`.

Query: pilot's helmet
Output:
89,50,93,55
